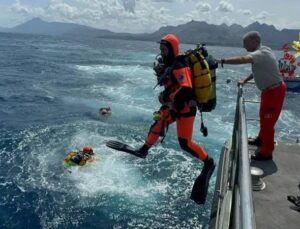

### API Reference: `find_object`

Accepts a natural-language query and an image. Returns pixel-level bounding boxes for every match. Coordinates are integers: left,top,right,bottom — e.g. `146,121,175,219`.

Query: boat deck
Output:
250,142,300,229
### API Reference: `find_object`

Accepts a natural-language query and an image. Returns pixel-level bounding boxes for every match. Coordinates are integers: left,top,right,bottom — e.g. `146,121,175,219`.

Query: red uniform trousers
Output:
259,82,286,156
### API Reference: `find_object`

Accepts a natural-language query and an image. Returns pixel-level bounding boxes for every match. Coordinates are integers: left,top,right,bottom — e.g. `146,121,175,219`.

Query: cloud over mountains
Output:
5,0,283,33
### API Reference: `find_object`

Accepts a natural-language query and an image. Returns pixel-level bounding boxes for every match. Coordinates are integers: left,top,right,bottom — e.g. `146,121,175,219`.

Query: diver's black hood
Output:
161,41,175,66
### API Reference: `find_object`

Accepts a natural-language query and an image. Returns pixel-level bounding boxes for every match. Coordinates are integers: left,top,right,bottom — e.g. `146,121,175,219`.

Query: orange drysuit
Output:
144,34,208,161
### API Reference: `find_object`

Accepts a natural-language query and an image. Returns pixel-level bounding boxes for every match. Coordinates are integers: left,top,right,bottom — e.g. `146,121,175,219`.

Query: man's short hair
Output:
243,31,261,44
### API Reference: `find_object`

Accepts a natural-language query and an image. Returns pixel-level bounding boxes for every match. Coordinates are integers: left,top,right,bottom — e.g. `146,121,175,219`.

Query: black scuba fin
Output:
190,157,216,205
106,140,147,158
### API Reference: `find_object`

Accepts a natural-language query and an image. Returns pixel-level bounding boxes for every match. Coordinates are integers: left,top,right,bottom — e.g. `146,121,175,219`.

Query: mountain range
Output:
0,18,299,49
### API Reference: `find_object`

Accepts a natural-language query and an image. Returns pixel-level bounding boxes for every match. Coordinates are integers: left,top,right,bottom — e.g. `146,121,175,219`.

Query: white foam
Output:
75,64,152,78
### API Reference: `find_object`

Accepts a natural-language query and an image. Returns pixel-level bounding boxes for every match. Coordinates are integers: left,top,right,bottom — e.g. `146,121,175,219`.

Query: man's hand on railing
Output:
237,74,254,86
237,80,246,86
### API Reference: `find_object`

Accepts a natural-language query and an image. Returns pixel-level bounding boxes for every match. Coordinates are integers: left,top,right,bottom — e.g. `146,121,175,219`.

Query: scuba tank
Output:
187,44,218,137
196,44,218,112
205,53,218,111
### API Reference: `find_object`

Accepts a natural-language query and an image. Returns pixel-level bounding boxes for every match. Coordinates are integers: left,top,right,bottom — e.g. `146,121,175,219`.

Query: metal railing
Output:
209,85,256,229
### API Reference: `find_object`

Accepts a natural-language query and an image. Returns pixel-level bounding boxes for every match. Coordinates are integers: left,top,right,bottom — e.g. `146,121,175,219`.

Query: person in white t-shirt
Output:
216,31,287,161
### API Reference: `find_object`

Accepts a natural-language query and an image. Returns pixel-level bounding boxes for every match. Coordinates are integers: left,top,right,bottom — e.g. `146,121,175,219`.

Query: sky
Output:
0,0,299,33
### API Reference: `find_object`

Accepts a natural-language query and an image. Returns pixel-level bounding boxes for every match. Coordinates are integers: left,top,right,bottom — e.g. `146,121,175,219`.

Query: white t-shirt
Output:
248,46,282,91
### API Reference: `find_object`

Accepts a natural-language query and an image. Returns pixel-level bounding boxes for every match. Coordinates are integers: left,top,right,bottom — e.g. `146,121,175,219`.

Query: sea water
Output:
0,32,299,229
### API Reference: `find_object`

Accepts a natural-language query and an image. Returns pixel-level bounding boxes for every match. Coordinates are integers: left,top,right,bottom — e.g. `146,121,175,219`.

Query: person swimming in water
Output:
64,145,96,167
99,107,112,117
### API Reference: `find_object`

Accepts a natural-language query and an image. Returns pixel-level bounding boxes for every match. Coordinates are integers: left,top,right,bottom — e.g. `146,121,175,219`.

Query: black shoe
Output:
251,152,272,161
190,156,216,205
248,137,261,147
287,195,300,207
290,205,300,212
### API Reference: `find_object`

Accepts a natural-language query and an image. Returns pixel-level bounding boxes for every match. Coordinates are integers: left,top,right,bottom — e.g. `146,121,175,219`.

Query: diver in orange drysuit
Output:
135,34,215,204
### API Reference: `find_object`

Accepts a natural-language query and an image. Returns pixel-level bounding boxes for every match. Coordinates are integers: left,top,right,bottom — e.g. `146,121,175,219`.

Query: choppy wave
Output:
0,122,213,228
74,63,154,83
